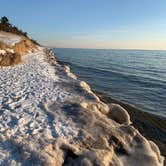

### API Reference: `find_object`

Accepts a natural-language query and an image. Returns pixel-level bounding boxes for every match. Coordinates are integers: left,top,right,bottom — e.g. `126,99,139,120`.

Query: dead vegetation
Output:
0,31,37,66
0,35,37,67
0,40,21,66
0,16,39,66
14,37,37,56
0,41,8,49
0,51,21,66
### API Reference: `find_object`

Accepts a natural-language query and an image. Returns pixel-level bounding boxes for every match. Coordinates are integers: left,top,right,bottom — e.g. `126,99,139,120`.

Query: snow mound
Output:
109,103,131,125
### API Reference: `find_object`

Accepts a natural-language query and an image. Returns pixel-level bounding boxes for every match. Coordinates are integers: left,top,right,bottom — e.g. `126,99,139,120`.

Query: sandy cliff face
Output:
0,33,164,166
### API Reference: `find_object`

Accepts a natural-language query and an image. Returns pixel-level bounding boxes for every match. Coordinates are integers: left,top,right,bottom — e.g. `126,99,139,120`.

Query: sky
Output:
1,0,166,50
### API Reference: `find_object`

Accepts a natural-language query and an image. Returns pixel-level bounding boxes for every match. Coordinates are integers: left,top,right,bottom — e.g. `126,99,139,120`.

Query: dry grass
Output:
0,30,38,67
0,52,21,66
0,41,21,66
0,41,9,49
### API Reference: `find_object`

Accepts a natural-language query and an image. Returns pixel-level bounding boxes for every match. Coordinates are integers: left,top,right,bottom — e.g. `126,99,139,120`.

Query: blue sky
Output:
1,0,166,49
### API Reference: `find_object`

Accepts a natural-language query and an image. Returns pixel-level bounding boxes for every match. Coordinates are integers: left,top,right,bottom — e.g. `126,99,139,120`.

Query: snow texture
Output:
0,50,6,55
0,46,164,166
0,47,80,165
0,32,21,46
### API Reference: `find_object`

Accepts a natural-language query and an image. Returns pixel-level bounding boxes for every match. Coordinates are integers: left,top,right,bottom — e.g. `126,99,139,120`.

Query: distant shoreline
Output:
94,90,166,159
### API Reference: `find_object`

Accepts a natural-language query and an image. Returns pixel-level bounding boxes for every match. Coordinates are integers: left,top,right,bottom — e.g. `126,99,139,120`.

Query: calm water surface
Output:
53,48,166,117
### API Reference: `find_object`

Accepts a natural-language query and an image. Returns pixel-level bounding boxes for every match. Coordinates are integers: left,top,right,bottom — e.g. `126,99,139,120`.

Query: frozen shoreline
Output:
0,47,164,166
95,91,166,159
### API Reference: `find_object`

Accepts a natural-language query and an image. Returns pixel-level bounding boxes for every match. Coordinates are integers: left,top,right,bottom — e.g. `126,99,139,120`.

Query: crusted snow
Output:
0,32,21,46
6,48,14,53
0,47,79,165
0,49,6,55
0,49,14,55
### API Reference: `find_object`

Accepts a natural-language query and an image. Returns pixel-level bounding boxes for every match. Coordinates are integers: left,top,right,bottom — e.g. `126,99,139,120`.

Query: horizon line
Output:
45,46,166,51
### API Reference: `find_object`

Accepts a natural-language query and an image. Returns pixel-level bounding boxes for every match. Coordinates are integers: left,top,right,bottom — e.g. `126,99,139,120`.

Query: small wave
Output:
62,61,166,87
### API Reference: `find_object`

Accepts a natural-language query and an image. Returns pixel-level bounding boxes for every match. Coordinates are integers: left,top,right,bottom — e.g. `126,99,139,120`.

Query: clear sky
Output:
1,0,166,50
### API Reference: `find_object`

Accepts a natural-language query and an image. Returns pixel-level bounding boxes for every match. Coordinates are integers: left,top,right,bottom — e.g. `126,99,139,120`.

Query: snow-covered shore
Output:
0,47,164,166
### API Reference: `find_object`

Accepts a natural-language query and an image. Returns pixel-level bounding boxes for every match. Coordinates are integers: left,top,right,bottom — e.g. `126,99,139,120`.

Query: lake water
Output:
53,48,166,117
